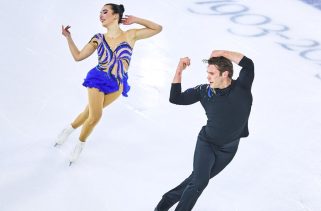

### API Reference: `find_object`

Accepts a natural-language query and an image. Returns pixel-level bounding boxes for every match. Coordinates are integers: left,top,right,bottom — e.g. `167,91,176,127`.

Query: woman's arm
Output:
122,16,162,41
62,25,96,61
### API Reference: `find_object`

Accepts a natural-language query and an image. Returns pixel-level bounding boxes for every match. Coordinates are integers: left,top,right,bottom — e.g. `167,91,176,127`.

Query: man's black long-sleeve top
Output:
170,56,254,146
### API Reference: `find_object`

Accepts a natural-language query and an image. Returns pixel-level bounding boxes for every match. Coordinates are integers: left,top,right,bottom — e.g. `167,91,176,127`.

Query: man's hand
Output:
176,57,191,73
210,50,243,64
172,57,191,83
210,50,225,58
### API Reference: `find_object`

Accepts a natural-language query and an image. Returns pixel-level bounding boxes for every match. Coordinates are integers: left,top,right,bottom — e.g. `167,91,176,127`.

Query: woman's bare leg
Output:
71,106,89,129
71,85,123,128
76,85,123,141
103,85,123,108
79,88,104,142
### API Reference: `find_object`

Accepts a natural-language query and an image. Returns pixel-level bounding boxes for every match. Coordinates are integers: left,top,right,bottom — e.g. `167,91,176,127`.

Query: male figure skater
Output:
155,50,254,211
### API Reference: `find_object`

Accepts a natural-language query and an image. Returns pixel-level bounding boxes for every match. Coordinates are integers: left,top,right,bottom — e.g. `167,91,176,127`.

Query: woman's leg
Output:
103,85,123,108
71,106,89,129
76,84,123,141
71,84,123,129
79,88,104,142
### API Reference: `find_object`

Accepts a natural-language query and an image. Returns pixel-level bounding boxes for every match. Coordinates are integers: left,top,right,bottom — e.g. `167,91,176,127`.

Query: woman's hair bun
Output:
119,4,125,13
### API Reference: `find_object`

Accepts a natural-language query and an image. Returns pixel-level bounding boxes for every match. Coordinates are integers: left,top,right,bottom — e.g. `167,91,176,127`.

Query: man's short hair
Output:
203,56,233,78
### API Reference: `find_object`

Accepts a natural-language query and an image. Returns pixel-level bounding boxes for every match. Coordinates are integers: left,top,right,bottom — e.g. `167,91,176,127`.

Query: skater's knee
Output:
87,114,102,125
197,180,209,191
191,178,209,191
81,110,89,118
79,106,89,118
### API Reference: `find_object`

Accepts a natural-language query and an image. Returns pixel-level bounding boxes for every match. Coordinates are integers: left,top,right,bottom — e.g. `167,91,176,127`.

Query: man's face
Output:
207,64,223,88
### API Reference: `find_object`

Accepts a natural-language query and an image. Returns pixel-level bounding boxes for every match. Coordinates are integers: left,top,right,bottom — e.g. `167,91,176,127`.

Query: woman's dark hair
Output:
105,3,125,24
204,57,233,78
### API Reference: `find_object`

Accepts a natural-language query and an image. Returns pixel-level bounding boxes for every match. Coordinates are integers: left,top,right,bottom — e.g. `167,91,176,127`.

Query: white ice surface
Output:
1,0,321,210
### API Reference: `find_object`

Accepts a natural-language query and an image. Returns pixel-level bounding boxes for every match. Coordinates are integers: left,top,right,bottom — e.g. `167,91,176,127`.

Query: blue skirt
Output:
82,67,130,97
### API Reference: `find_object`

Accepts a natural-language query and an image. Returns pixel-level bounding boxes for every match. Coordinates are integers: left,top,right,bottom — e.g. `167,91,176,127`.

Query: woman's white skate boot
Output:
69,141,86,166
54,125,75,147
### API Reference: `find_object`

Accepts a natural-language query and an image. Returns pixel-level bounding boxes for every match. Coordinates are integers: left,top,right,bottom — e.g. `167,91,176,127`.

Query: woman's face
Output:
100,5,118,27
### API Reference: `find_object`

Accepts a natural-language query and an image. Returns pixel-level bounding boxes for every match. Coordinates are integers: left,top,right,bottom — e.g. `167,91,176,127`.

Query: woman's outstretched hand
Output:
62,25,71,38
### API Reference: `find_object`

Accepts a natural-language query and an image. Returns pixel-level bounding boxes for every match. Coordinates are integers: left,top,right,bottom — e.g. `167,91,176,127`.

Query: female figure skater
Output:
55,3,162,165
